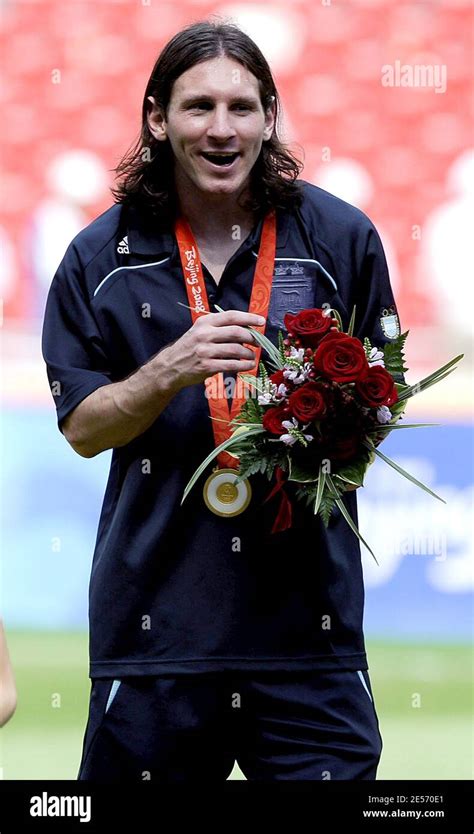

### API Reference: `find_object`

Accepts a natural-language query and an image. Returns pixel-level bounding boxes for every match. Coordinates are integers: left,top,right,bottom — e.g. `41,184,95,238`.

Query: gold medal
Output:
203,468,252,517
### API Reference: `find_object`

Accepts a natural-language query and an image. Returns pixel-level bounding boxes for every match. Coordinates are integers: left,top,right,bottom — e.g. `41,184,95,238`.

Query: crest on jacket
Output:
380,305,400,339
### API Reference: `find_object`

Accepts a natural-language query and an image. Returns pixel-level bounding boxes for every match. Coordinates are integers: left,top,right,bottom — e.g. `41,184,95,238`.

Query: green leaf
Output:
247,326,283,370
382,331,409,375
313,468,326,515
238,373,264,393
326,474,378,563
258,362,269,385
367,423,439,432
334,458,367,487
235,458,265,481
347,305,357,337
288,458,319,483
235,395,264,424
363,439,446,503
396,355,463,401
389,396,409,419
319,490,337,527
278,329,287,363
363,337,373,359
181,425,265,504
235,440,288,483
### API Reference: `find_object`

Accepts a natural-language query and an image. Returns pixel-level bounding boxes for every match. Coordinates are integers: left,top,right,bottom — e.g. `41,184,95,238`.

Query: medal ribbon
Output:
175,210,276,468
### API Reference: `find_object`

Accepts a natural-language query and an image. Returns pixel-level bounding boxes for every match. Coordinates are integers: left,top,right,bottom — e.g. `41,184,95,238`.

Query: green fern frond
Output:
383,331,409,375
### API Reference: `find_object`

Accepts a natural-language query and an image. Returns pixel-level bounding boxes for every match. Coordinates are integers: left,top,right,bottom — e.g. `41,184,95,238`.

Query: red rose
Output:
313,332,368,383
355,366,398,407
262,405,291,435
284,308,337,348
288,382,327,423
270,369,286,386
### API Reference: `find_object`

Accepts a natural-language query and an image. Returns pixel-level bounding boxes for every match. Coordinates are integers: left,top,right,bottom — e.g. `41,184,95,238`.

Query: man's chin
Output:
196,173,249,196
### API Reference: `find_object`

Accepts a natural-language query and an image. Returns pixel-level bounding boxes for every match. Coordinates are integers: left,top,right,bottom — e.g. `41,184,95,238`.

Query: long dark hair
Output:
111,19,305,221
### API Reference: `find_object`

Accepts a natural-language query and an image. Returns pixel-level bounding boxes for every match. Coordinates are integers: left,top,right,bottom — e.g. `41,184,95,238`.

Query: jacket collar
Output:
125,202,292,256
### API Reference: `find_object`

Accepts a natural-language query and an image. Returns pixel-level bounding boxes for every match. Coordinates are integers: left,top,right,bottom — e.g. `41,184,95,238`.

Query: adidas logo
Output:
117,235,129,254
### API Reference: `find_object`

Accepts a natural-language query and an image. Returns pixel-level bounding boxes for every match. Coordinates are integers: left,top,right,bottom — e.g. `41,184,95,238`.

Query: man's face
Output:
147,56,275,201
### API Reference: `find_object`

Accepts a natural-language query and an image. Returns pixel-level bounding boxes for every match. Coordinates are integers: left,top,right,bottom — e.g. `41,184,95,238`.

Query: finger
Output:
206,325,260,345
210,310,266,328
206,343,256,360
211,358,257,373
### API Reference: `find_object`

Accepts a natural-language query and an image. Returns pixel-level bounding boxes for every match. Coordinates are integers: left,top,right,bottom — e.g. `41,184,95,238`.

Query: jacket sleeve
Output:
353,222,405,384
41,242,112,433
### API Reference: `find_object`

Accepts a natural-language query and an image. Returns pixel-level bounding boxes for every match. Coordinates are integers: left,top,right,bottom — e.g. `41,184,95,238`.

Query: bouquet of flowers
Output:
182,306,462,561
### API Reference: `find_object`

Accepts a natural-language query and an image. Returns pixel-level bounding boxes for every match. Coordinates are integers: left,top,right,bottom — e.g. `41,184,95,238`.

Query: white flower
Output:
300,422,314,443
274,383,288,400
280,418,299,445
283,368,306,384
289,346,305,361
376,405,392,424
368,347,385,368
278,417,314,446
283,359,314,386
258,381,289,405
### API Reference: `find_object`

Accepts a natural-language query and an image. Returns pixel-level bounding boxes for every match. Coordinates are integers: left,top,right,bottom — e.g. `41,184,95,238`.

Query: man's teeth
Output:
202,152,238,165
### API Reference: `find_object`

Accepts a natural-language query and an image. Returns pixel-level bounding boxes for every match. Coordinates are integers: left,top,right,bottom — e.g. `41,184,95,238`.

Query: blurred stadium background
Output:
0,0,472,781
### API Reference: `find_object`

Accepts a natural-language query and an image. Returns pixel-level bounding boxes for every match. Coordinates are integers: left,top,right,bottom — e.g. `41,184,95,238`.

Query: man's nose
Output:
206,106,236,139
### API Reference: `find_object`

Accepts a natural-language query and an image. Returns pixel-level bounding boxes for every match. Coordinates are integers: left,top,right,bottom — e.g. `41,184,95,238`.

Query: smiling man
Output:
146,53,275,293
42,20,401,782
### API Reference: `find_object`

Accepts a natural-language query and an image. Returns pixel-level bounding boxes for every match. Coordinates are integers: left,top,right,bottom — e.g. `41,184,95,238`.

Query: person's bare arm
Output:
0,620,17,727
62,349,180,458
63,310,265,458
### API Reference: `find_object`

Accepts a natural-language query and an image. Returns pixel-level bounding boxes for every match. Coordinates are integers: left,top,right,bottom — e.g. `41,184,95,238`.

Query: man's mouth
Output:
200,152,240,168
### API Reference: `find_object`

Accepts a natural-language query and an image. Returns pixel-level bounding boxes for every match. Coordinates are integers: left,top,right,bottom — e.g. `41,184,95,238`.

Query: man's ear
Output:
147,95,167,142
263,95,276,142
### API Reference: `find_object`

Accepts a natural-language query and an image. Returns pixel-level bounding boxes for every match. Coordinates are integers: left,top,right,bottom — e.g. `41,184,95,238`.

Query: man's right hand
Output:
159,310,266,390
62,310,266,458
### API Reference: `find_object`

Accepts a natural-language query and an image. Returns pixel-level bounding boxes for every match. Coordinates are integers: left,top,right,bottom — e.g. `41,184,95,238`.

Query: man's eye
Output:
188,103,251,111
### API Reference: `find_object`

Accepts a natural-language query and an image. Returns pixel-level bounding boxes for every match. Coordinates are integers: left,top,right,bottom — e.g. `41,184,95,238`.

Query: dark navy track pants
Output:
77,669,383,782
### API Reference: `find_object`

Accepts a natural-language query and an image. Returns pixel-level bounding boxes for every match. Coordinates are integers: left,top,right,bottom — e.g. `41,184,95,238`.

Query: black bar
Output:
0,780,471,831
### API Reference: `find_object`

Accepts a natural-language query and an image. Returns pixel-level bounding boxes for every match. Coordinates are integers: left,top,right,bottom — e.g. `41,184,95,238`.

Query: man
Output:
42,20,401,781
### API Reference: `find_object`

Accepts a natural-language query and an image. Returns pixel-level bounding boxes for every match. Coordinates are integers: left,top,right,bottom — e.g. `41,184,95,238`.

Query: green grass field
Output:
1,631,472,780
